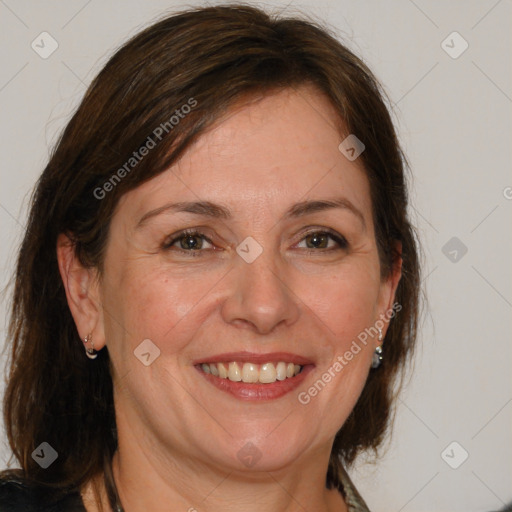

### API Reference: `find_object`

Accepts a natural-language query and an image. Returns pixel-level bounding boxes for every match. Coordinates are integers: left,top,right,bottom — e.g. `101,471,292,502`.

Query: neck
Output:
102,424,347,512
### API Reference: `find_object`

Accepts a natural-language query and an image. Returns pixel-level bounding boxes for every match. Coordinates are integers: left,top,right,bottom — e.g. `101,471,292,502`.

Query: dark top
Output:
0,474,85,511
0,464,371,511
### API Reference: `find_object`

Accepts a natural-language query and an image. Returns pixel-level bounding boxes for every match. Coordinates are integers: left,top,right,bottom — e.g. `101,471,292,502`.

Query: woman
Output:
0,4,419,511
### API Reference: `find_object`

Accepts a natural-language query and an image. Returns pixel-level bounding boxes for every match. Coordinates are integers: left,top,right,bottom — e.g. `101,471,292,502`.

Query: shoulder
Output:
335,465,371,512
0,470,86,512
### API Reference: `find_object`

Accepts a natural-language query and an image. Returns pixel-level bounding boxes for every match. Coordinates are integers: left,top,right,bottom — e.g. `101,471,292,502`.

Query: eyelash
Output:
162,227,348,256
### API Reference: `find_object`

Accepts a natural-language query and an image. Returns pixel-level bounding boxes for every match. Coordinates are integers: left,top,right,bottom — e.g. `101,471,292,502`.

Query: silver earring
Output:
84,333,98,360
371,328,383,369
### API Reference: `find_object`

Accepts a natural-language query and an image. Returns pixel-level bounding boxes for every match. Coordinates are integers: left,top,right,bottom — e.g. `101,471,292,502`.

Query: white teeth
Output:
218,362,228,379
242,363,259,383
201,361,304,383
259,363,276,383
276,362,287,381
228,362,242,381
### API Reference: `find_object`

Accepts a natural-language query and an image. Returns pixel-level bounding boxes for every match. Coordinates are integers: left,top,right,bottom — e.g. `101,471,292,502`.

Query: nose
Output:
220,248,300,335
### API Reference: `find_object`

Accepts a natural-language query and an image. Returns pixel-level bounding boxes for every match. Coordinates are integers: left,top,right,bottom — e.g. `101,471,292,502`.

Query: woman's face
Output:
93,86,399,473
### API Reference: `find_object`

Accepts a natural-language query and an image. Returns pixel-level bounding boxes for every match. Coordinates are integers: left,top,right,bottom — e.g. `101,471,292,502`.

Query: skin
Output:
58,85,401,512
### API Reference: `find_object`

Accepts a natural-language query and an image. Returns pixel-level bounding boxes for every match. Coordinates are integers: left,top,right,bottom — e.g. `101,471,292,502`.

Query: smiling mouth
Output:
198,361,303,384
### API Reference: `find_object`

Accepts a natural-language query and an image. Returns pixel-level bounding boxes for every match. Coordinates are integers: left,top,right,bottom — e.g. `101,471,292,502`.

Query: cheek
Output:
298,264,381,342
294,269,380,430
102,261,225,353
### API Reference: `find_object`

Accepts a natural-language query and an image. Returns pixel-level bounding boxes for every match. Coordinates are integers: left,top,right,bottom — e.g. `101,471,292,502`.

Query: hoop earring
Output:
371,328,383,369
84,333,98,360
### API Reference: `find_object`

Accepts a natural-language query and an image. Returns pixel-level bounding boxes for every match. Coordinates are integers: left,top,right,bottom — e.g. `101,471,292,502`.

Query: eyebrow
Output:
136,197,366,230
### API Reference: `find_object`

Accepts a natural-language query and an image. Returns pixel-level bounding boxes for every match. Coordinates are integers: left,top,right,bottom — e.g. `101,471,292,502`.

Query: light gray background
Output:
0,1,510,511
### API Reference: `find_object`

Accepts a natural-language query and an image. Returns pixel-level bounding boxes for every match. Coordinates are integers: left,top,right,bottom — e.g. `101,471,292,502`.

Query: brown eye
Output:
163,231,214,252
305,232,329,249
178,234,204,250
297,231,348,251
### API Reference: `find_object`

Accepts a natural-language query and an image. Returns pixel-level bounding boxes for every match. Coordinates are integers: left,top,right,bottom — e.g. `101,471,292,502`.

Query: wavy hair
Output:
1,3,420,508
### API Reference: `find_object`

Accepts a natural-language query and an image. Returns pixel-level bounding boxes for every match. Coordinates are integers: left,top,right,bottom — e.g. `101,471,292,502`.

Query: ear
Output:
56,233,106,351
377,241,403,338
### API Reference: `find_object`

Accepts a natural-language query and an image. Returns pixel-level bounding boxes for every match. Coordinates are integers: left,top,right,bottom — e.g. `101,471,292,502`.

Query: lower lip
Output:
195,365,315,401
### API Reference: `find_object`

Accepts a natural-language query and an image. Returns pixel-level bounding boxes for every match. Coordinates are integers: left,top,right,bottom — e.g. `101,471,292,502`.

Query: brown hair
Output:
2,2,420,506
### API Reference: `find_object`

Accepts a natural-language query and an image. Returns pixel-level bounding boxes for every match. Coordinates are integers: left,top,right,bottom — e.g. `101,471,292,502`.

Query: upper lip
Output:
193,351,315,366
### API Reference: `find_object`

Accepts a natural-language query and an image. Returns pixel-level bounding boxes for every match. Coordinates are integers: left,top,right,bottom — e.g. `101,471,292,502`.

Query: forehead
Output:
117,86,372,225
